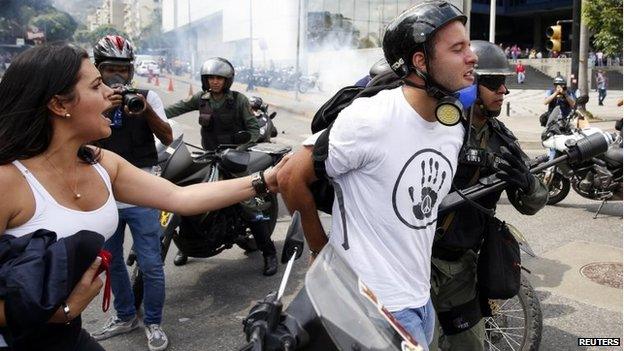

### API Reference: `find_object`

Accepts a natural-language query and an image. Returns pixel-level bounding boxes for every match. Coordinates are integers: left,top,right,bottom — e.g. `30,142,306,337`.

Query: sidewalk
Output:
165,73,622,151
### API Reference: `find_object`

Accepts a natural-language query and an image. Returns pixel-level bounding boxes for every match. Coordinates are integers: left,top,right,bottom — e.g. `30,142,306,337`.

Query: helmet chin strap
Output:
405,67,456,101
477,102,502,118
402,45,457,100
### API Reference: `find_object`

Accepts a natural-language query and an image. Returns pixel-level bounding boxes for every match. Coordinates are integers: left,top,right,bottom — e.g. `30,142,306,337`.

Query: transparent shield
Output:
305,245,423,351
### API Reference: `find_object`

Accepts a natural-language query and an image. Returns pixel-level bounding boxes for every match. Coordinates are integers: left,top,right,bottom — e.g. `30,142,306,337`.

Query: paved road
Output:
82,77,623,351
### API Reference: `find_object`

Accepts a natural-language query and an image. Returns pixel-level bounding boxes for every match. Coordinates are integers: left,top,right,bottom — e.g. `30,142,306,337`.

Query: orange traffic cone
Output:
154,75,160,87
188,84,194,96
167,77,174,92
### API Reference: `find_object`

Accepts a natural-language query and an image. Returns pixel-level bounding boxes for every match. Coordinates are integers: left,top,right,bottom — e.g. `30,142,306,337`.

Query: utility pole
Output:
187,0,194,81
570,0,581,91
247,0,255,91
488,0,496,43
578,0,589,97
463,0,472,37
294,0,302,101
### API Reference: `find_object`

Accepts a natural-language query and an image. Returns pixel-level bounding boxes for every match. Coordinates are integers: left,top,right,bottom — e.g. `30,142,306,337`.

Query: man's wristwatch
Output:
61,302,72,325
251,171,270,195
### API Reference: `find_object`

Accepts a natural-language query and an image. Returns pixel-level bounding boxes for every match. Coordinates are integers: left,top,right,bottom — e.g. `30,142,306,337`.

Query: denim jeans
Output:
392,298,436,351
104,206,165,325
598,88,607,104
548,148,557,161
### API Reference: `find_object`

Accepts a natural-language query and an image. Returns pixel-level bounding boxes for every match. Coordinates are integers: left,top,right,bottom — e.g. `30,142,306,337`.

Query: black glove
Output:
496,146,534,193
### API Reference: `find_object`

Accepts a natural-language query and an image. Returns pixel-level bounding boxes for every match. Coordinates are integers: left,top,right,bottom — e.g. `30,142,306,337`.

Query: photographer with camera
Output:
543,75,575,160
544,75,575,117
92,35,173,351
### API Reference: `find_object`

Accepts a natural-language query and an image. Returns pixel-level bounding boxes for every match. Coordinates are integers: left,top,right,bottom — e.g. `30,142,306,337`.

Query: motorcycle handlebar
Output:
439,131,613,214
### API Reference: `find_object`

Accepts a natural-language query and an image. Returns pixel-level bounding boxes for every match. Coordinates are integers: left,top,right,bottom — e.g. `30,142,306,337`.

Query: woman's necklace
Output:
44,156,82,200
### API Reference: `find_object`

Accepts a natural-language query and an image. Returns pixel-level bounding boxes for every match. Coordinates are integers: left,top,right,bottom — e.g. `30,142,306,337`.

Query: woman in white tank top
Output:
0,45,288,350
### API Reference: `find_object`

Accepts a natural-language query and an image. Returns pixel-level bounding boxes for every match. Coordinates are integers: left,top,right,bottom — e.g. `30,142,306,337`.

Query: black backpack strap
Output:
312,126,332,180
311,123,351,250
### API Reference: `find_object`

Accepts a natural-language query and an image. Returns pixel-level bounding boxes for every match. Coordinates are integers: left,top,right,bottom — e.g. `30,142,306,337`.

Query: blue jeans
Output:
392,299,436,351
548,148,557,161
105,207,165,325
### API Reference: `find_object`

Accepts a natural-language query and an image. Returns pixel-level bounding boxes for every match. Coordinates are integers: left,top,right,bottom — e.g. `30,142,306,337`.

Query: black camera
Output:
118,86,146,114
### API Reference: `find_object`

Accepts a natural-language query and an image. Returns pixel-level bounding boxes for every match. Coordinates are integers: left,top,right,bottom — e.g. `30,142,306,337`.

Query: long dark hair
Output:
0,44,100,165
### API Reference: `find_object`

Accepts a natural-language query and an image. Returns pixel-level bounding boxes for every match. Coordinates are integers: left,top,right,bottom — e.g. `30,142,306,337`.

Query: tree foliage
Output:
0,0,78,44
583,0,623,56
30,10,77,42
86,25,130,46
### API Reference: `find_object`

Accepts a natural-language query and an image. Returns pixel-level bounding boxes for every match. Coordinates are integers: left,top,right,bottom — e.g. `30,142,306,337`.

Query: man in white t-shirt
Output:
278,1,477,349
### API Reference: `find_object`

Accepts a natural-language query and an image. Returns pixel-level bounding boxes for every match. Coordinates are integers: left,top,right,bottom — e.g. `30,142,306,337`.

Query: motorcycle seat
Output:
245,151,274,174
603,146,623,167
222,150,273,176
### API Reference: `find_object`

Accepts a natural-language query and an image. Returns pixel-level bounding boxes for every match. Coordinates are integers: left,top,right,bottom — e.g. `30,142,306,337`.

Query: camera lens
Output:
124,94,145,113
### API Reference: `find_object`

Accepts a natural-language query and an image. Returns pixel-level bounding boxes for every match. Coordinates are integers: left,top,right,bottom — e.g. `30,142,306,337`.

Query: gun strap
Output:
437,132,489,237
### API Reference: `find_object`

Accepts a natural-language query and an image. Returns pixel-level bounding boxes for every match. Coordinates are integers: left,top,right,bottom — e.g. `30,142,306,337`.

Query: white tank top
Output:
4,160,119,240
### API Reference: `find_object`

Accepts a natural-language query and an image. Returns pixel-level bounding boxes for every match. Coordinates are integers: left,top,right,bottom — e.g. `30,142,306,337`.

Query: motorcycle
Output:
298,73,323,94
539,95,622,218
250,96,279,143
239,131,613,351
128,130,291,309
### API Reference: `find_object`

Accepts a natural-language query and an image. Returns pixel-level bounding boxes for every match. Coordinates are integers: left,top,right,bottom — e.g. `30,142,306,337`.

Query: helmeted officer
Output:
165,57,277,276
430,40,548,351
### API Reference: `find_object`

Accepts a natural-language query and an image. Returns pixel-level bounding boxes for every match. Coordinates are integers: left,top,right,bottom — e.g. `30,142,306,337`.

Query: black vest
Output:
199,92,245,150
434,120,521,254
98,89,158,168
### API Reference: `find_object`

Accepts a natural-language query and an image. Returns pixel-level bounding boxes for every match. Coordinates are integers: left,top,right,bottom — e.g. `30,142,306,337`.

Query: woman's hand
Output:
263,153,291,193
49,257,103,323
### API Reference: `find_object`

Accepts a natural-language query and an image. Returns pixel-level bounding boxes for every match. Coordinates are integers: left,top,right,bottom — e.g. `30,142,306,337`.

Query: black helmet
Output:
382,0,466,78
471,40,514,76
200,57,235,92
249,96,263,110
369,58,391,79
553,75,566,86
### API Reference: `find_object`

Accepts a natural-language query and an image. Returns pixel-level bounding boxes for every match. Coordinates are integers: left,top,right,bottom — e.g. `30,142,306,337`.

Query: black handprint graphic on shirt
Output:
408,158,447,220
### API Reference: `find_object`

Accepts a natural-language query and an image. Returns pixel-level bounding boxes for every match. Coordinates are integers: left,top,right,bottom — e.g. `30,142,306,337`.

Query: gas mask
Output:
434,83,478,126
404,69,478,127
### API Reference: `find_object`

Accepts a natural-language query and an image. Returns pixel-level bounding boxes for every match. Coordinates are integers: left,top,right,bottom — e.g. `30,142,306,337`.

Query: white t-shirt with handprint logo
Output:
323,86,464,312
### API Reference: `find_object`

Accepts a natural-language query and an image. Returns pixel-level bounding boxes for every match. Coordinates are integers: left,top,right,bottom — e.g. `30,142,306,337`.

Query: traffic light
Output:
546,25,562,52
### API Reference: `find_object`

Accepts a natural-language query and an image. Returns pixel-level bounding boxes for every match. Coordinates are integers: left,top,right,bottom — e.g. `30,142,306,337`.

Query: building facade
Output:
124,0,162,40
160,0,572,89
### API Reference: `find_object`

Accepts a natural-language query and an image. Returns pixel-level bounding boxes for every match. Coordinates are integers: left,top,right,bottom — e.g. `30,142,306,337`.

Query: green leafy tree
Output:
30,10,77,42
73,29,91,45
583,0,623,56
88,25,129,46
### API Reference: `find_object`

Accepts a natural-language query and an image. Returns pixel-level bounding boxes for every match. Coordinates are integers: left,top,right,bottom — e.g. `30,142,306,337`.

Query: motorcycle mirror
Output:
269,112,277,119
576,95,589,105
233,131,252,144
281,211,305,264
